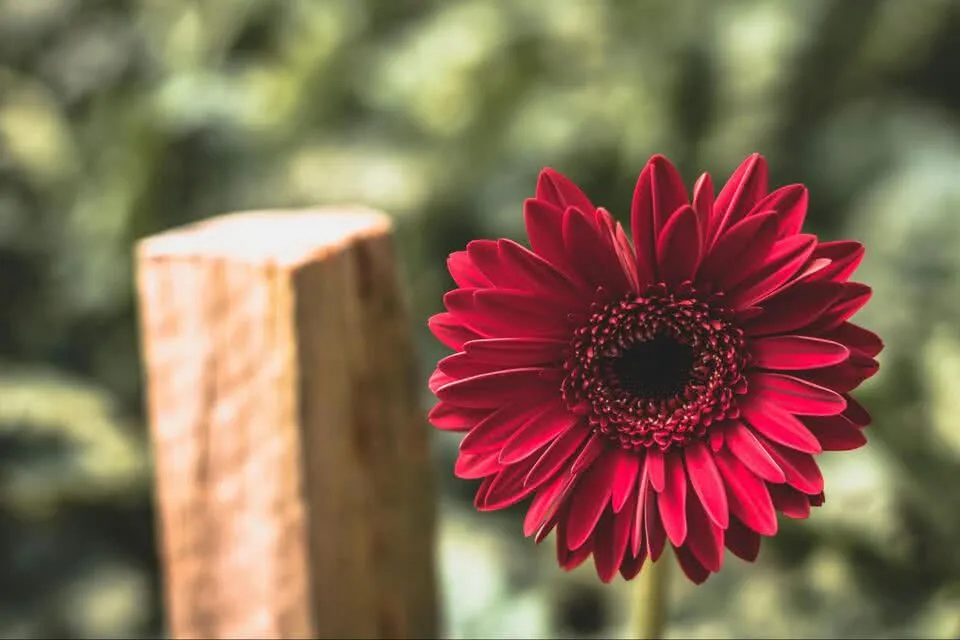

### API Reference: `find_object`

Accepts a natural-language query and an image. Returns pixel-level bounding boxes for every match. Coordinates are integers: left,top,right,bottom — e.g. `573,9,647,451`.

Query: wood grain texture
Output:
136,209,438,639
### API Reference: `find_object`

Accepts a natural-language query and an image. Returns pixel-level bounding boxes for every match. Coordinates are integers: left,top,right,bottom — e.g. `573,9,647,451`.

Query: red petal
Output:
709,153,769,246
464,337,565,367
745,281,845,336
644,487,667,561
699,211,780,291
806,283,873,333
684,489,724,572
727,234,818,308
470,289,572,337
619,533,648,580
466,240,508,284
477,464,536,510
454,450,501,479
658,451,688,546
497,238,585,300
610,448,641,513
524,426,590,488
683,440,729,529
810,240,865,282
674,546,711,584
631,155,689,286
562,206,632,295
803,414,868,451
741,396,823,454
427,402,487,432
610,216,641,293
536,167,595,214
428,368,455,394
798,353,879,393
843,394,872,427
820,322,883,358
750,335,850,370
725,516,762,562
524,198,571,272
438,352,501,378
655,204,702,287
557,525,594,570
758,436,824,494
724,419,786,482
437,367,556,408
632,469,649,556
566,451,618,549
714,449,778,536
570,433,606,474
523,474,568,536
448,251,491,288
752,183,808,239
593,509,632,583
428,312,480,350
500,403,579,464
769,483,811,519
691,172,715,241
646,448,666,492
459,401,549,454
750,372,847,416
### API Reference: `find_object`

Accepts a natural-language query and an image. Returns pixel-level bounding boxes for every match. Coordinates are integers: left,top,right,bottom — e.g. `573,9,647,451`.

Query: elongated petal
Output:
724,419,786,482
715,449,778,536
566,451,618,549
683,440,729,529
523,198,571,271
700,211,780,290
524,426,590,488
803,414,868,451
691,172,715,240
562,207,633,295
741,395,823,454
657,204,702,286
632,155,689,286
610,448,641,513
454,450,501,479
727,234,818,308
429,312,481,350
448,251,491,288
464,337,565,367
725,516,762,562
750,335,849,370
684,488,724,572
436,367,556,408
709,153,769,246
459,401,549,454
536,167,595,213
427,402,488,432
750,373,846,416
820,322,883,358
752,183,808,239
658,451,688,546
500,403,579,464
745,281,845,336
758,436,824,494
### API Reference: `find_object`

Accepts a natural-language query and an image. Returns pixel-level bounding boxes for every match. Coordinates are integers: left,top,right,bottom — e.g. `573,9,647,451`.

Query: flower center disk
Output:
561,284,750,452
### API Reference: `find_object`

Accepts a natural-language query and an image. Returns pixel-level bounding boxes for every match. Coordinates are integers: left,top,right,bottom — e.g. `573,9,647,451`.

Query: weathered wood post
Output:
135,208,438,639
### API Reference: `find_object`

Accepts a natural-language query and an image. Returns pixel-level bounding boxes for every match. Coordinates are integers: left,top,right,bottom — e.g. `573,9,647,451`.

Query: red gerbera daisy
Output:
427,153,882,584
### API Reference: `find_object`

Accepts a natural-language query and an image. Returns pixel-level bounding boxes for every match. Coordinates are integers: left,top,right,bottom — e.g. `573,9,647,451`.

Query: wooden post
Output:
135,208,438,639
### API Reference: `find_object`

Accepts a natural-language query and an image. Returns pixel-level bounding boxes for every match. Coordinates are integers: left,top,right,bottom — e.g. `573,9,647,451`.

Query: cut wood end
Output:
137,207,392,267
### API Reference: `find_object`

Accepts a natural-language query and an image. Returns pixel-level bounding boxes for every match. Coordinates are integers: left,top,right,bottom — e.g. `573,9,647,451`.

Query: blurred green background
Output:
1,0,960,637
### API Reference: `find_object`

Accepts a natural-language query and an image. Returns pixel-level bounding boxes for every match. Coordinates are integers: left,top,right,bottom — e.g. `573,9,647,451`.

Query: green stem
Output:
632,553,670,639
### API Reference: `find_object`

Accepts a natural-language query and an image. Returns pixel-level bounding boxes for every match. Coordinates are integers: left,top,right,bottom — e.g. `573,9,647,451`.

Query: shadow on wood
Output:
135,209,438,639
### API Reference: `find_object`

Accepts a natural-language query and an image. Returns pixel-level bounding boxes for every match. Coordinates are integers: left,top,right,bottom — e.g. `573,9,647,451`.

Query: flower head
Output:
427,154,882,584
